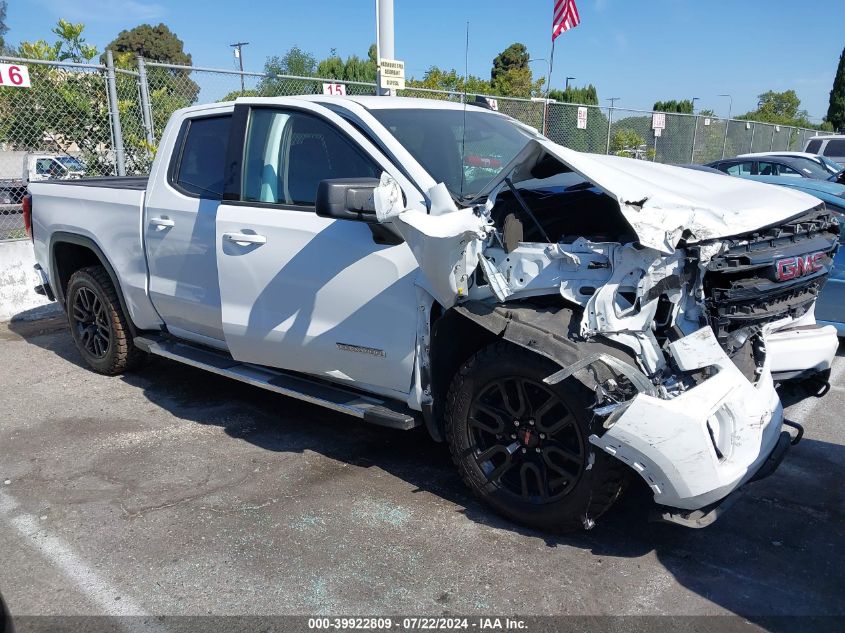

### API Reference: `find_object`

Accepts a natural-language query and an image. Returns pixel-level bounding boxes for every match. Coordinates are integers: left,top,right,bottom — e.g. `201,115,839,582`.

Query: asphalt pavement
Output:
0,312,843,630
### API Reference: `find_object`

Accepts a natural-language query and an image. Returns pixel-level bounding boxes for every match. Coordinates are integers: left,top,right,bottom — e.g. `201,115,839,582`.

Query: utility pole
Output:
606,97,620,155
718,93,733,159
375,0,394,96
230,41,249,93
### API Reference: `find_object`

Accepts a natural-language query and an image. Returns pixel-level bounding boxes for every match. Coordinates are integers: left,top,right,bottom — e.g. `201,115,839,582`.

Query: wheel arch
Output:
428,299,644,441
49,232,136,337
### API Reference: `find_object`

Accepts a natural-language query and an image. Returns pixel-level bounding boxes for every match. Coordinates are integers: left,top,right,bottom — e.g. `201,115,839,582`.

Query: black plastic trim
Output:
48,231,137,337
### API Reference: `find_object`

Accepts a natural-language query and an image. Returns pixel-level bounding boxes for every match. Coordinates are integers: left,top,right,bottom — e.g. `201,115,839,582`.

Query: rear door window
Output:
822,140,845,157
172,115,233,199
805,139,822,154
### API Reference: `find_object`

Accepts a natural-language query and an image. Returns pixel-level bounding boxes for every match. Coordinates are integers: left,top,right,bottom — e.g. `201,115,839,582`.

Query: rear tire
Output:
445,341,628,533
65,266,145,375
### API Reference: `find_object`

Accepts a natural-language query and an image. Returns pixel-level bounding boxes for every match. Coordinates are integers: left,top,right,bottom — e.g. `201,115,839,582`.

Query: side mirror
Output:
315,178,379,222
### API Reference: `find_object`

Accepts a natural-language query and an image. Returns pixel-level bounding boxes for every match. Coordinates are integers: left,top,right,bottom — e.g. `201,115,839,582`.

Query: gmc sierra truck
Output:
25,96,840,532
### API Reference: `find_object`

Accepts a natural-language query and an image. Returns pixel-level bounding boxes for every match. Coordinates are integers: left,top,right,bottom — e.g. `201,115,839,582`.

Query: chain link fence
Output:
1,55,826,241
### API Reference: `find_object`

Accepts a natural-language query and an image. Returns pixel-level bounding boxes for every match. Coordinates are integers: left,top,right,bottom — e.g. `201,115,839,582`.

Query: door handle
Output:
223,232,267,246
149,217,175,230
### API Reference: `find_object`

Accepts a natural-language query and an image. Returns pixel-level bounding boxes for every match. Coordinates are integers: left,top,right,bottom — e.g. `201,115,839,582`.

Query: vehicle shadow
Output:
7,312,845,625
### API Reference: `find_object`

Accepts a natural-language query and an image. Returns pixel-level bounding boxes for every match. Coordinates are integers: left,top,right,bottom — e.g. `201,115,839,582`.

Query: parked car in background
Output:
804,135,845,165
737,151,844,183
706,155,837,181
0,154,87,216
730,174,845,336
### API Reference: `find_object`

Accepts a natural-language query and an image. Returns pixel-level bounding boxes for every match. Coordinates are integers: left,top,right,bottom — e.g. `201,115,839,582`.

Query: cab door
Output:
215,102,424,398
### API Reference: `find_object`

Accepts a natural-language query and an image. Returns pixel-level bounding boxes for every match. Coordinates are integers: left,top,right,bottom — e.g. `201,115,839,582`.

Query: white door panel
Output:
145,110,232,342
217,204,419,395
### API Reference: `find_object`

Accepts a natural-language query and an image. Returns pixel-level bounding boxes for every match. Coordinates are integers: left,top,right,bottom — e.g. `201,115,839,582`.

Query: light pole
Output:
375,0,395,96
606,97,620,154
718,93,733,159
691,96,699,114
566,76,575,90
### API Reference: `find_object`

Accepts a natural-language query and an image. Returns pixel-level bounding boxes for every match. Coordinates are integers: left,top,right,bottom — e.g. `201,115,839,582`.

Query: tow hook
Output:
783,419,804,445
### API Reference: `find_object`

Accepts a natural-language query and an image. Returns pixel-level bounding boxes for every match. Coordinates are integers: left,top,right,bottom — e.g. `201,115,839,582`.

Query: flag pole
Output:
545,35,555,136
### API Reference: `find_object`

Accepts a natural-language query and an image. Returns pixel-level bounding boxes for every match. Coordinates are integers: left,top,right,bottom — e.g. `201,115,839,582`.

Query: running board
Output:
134,335,420,430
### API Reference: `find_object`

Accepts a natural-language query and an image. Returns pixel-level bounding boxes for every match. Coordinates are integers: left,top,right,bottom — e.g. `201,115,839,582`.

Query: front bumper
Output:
590,326,787,511
652,423,801,528
766,323,839,381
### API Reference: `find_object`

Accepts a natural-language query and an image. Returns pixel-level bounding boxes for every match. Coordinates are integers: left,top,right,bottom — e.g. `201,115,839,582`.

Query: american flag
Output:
552,0,581,40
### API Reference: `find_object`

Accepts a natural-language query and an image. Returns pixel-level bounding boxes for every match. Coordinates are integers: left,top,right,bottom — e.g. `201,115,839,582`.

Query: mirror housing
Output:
315,178,379,222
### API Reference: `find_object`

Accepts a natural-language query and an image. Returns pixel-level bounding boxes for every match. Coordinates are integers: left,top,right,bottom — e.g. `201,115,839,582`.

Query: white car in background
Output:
804,135,845,166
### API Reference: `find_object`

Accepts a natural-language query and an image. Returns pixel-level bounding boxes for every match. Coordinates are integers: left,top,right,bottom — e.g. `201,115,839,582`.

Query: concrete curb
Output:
0,239,56,323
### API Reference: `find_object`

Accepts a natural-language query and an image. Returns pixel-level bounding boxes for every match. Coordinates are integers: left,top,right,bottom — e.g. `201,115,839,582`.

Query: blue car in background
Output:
742,175,845,335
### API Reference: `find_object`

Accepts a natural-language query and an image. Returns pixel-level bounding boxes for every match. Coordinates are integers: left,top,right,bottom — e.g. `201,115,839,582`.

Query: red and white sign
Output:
322,82,347,96
654,127,662,138
0,63,31,88
576,106,588,129
652,112,666,130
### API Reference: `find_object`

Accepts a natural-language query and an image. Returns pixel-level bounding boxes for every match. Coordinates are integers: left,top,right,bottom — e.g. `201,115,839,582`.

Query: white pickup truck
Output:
25,96,840,532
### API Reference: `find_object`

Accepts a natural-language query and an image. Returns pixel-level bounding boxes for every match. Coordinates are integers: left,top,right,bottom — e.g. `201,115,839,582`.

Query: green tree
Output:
102,23,192,65
0,1,8,52
16,19,99,62
315,45,376,87
491,43,528,83
489,42,544,98
258,46,319,95
0,21,115,174
653,99,694,114
610,128,645,155
827,46,845,131
407,66,492,96
740,90,808,125
102,23,199,149
548,84,598,105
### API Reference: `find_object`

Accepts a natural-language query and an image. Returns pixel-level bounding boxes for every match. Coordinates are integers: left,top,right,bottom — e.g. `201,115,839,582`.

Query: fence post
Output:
104,50,126,176
690,115,699,163
721,119,730,159
749,123,755,153
605,106,613,155
136,56,155,148
770,126,776,151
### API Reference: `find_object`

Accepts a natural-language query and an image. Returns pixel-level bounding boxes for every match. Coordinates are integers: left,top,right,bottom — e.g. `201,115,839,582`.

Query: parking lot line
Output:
0,490,168,631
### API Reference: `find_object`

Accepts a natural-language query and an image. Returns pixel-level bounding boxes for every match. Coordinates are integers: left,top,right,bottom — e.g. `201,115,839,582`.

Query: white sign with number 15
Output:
0,63,31,88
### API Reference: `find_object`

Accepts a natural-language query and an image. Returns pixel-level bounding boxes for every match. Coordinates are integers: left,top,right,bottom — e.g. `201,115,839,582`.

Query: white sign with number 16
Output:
0,63,31,88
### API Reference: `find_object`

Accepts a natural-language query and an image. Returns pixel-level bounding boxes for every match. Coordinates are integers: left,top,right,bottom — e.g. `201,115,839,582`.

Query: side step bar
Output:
134,335,420,430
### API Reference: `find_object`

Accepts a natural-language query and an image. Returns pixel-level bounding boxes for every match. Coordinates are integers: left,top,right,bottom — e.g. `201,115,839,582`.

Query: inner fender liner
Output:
452,300,647,389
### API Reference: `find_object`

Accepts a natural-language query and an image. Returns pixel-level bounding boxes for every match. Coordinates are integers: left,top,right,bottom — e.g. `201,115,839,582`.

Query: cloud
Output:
36,0,166,22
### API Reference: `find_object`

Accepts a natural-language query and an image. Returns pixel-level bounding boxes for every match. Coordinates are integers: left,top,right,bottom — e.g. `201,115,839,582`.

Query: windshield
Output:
369,108,535,199
55,156,85,171
816,155,844,174
785,157,834,179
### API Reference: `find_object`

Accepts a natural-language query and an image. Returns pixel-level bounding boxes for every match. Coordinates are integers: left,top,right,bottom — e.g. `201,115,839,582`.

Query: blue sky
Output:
6,0,843,121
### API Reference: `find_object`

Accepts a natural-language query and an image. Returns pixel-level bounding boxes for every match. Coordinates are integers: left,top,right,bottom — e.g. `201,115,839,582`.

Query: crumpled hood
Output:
507,140,823,253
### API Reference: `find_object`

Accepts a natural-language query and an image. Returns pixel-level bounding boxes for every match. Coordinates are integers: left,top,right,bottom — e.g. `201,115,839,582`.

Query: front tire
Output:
66,266,144,375
445,342,628,533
